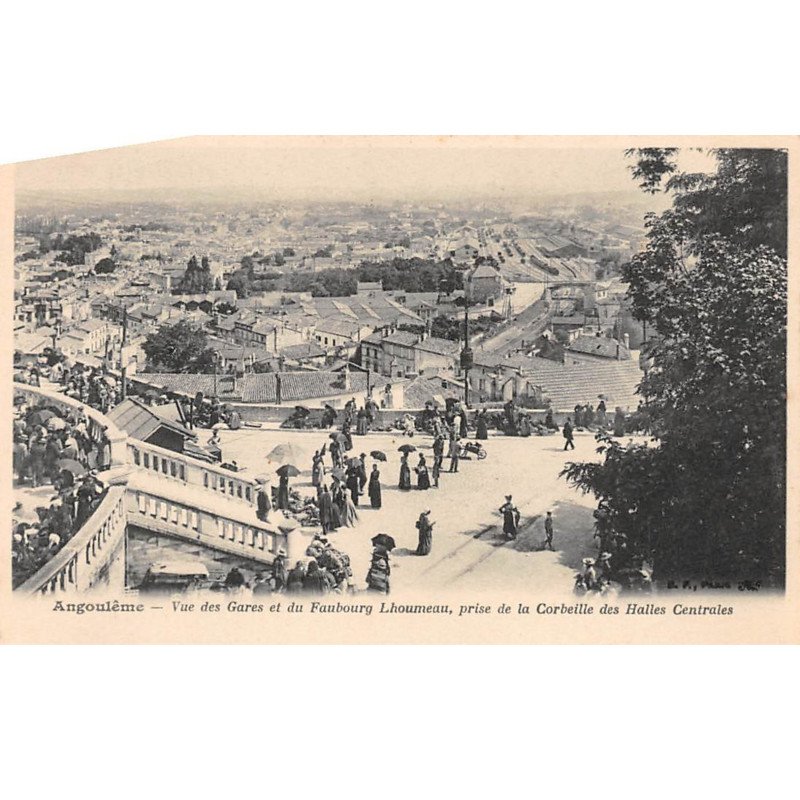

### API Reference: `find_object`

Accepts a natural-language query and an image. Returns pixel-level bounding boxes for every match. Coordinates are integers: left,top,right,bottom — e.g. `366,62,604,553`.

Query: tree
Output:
562,148,787,586
142,320,216,374
176,255,214,294
95,257,116,274
226,271,251,299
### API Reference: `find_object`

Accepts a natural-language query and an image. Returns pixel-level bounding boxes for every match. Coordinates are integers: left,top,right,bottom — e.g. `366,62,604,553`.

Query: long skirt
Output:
344,498,359,527
369,481,382,509
416,527,432,556
399,465,412,490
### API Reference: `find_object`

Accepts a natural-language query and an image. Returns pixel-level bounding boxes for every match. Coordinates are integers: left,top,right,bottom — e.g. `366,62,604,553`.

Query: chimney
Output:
616,343,621,361
275,373,282,405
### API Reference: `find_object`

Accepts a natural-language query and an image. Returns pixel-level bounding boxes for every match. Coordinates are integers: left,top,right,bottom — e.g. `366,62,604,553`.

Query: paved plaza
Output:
208,423,605,596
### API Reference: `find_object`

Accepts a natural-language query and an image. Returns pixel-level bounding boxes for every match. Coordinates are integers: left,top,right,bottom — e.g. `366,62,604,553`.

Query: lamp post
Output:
120,307,128,399
460,274,474,408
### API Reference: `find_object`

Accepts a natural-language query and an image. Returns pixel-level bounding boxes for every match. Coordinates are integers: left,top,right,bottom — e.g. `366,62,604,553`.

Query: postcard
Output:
1,135,797,643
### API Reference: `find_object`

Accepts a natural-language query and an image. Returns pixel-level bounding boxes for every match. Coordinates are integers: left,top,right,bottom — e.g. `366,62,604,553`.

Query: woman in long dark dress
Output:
399,453,412,490
368,464,382,509
277,473,290,510
415,454,431,490
311,451,325,487
330,479,345,529
476,411,489,440
499,495,520,540
346,466,361,506
415,511,434,556
356,408,369,436
319,484,334,533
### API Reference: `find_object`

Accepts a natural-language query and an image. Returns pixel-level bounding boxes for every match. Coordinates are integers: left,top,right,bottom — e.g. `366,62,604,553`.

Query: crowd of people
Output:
574,506,653,595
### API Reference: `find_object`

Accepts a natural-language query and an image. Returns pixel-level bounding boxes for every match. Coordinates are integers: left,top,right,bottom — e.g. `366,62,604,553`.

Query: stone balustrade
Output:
127,438,257,508
17,487,127,595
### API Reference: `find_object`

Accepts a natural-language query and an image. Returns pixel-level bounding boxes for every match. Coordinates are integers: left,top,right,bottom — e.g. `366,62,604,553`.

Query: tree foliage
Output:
40,232,103,265
94,257,116,274
562,148,787,586
176,255,214,294
142,320,216,374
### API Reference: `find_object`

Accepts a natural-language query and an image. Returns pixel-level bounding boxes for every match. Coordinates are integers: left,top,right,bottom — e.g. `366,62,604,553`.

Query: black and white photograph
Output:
3,136,793,644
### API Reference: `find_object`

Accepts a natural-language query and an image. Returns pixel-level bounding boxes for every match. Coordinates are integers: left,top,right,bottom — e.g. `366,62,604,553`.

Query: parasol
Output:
276,464,301,478
331,467,346,481
254,474,271,484
347,457,362,468
56,458,87,477
397,444,417,453
329,431,347,443
266,443,304,464
371,533,396,551
29,409,56,426
46,417,67,431
370,450,387,462
294,405,311,416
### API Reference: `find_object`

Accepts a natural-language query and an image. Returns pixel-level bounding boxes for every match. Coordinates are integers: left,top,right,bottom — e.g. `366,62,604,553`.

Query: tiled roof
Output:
567,335,631,361
382,330,419,348
551,314,586,326
414,336,461,357
313,316,364,337
471,264,502,280
107,398,194,442
403,375,464,408
279,341,327,359
536,361,643,411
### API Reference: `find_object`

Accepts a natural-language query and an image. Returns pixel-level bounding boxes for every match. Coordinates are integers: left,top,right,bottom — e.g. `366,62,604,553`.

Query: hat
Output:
505,495,512,500
277,548,287,557
599,552,612,560
583,557,596,566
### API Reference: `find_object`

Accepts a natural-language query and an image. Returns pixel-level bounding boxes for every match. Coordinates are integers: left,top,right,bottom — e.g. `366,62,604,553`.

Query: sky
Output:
14,137,717,207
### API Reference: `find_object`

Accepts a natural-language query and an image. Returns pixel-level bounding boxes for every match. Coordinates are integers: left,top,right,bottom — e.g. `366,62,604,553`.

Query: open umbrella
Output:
46,417,67,431
371,533,396,551
276,464,301,478
397,444,417,454
56,458,87,477
294,405,310,417
329,431,346,443
370,450,387,461
267,443,304,464
29,409,56,426
347,457,362,468
331,467,346,481
254,474,271,484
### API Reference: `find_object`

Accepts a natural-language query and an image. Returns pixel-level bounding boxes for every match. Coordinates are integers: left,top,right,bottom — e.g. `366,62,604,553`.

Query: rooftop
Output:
107,398,195,443
567,335,631,361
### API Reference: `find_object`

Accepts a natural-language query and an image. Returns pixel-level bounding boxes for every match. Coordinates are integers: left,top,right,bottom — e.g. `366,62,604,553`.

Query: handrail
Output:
126,438,257,506
17,486,127,595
